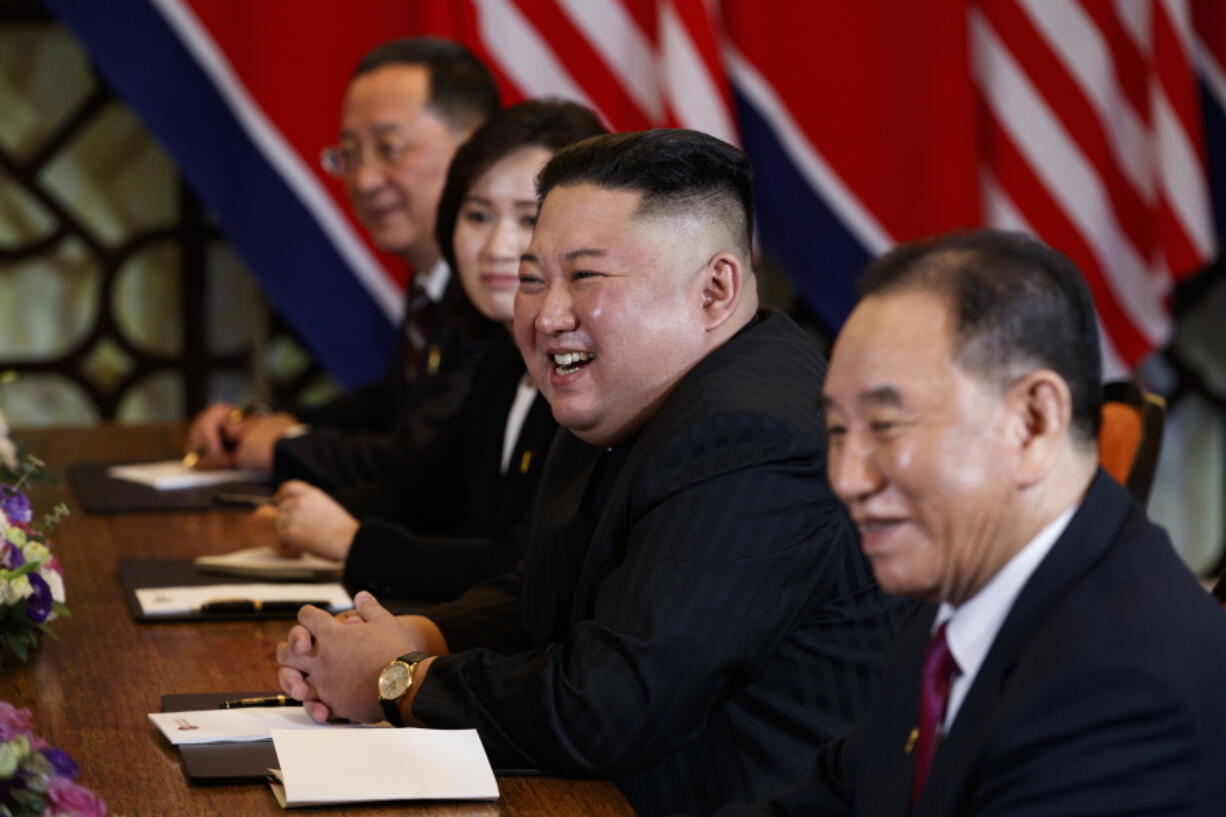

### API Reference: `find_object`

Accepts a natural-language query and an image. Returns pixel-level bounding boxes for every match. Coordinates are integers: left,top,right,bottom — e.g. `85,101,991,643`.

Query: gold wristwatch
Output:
377,651,430,727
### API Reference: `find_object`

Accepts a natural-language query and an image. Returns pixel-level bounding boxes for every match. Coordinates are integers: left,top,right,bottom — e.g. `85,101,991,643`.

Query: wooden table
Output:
2,423,636,817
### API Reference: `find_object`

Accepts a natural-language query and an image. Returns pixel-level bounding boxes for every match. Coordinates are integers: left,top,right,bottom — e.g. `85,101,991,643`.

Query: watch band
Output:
379,651,430,727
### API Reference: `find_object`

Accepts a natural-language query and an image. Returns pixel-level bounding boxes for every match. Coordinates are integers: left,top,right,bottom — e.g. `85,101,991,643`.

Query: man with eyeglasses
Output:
184,37,499,485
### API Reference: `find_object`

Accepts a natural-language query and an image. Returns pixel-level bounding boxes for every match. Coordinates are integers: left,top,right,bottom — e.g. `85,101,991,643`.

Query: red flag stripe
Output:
1192,0,1226,75
1077,0,1153,125
1153,1,1208,165
983,1,1156,267
984,105,1153,364
666,0,736,118
1157,194,1205,280
510,0,653,131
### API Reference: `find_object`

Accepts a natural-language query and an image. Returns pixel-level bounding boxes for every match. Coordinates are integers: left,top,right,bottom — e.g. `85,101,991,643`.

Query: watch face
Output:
378,661,410,700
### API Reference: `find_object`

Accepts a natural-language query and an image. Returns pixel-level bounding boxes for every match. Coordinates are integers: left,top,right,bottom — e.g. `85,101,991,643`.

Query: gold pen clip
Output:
519,450,534,474
905,726,919,754
426,345,442,376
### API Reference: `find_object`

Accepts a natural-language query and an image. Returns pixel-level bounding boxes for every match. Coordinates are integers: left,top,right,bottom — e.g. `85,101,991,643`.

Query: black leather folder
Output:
119,558,431,621
69,462,269,513
160,692,540,783
119,558,326,621
161,692,283,784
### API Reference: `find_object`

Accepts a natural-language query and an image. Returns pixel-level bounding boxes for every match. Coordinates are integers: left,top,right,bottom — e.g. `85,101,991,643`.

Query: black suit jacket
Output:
337,333,556,602
717,470,1226,817
276,272,496,489
412,311,909,817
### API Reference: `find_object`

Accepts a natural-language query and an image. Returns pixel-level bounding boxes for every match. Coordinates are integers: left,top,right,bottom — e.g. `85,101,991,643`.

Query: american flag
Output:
44,0,1226,383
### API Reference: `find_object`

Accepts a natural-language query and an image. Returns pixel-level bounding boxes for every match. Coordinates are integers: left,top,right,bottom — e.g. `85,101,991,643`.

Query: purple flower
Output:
1,541,22,569
42,746,79,780
0,702,34,740
25,572,51,623
0,487,30,525
47,777,108,817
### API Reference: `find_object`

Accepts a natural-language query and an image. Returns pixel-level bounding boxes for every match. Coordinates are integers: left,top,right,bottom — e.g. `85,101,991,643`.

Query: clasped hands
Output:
276,591,429,724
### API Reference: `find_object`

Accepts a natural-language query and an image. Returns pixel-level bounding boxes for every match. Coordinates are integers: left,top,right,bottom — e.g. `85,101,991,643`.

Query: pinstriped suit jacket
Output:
413,310,909,816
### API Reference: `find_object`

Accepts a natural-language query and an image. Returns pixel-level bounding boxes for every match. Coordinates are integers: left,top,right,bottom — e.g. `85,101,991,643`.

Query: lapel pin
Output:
520,450,535,474
905,726,919,754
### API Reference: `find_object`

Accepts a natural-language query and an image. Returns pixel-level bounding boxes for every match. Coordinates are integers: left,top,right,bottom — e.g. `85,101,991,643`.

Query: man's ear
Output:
700,252,745,331
1007,369,1074,486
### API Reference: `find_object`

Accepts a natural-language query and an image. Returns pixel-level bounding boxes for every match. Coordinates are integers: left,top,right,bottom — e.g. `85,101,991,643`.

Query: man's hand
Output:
230,412,300,471
183,402,239,469
275,591,427,724
249,504,279,549
273,481,359,561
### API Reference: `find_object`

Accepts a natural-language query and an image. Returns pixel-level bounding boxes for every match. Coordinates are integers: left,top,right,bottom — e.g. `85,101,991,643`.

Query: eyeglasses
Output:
320,141,413,177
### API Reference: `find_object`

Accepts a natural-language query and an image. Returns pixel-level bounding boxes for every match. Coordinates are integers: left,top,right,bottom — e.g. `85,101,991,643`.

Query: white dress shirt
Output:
500,376,539,475
935,506,1077,732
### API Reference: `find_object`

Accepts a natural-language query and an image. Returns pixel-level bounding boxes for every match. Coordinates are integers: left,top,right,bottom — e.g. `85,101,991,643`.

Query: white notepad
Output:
108,460,266,490
268,727,499,808
134,583,352,616
195,546,343,581
148,707,351,745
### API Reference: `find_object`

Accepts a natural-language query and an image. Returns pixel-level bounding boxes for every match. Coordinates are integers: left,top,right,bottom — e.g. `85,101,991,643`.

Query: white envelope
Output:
269,727,499,808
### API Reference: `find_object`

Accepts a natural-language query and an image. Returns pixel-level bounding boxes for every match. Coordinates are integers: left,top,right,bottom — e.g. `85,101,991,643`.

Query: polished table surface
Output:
2,422,637,817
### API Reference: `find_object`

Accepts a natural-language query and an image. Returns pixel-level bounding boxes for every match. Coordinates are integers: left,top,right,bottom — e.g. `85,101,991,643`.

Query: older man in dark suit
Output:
708,230,1226,817
274,129,907,816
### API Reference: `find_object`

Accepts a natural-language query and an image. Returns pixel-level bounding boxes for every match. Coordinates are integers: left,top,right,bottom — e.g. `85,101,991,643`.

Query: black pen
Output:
212,493,276,508
199,599,330,613
219,694,302,709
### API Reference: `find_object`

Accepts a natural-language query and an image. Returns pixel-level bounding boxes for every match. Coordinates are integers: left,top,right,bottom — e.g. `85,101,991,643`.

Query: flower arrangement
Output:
0,379,70,667
0,702,108,817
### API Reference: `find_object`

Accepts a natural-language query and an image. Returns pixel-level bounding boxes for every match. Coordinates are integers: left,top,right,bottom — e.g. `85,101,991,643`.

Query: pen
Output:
212,493,276,508
199,599,331,613
219,694,303,709
182,398,272,468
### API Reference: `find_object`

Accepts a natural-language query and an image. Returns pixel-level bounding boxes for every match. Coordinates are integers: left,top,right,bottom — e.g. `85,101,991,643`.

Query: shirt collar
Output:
416,259,450,302
935,505,1077,681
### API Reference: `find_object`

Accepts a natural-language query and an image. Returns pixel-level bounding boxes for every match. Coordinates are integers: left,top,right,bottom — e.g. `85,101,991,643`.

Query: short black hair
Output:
536,128,754,255
859,229,1103,442
352,36,499,132
436,99,607,274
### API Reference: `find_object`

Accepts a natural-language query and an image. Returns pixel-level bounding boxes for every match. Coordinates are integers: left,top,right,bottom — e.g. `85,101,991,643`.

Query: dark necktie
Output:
912,620,959,804
403,283,433,382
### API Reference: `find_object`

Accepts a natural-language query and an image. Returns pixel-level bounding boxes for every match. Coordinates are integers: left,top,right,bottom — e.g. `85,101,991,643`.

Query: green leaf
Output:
0,561,37,580
10,788,47,813
51,601,70,618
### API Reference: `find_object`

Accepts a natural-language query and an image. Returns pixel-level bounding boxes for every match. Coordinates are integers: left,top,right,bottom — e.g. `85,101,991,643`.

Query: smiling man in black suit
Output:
707,230,1226,817
275,129,906,817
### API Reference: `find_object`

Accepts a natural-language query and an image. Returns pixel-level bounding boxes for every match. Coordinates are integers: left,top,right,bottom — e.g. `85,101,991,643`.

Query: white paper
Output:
108,460,266,490
148,707,343,745
134,583,353,616
195,546,343,580
270,727,499,807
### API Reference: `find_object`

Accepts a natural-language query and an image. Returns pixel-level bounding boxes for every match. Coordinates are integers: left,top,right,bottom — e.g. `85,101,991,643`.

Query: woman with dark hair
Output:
269,100,606,600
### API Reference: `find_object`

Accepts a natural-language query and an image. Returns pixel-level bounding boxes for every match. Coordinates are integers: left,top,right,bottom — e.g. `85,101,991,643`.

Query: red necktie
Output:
402,283,433,382
912,620,959,804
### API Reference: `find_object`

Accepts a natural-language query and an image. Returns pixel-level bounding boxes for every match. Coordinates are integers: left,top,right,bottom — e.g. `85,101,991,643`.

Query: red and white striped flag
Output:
46,0,1225,384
